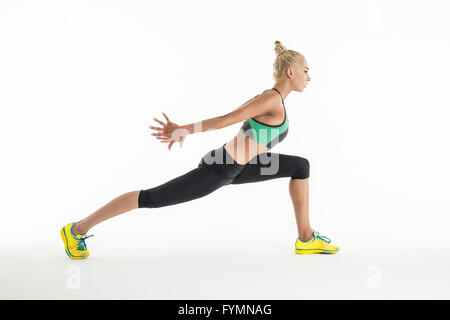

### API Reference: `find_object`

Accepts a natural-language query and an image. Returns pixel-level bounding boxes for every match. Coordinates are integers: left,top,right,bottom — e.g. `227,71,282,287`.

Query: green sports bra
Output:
239,88,289,148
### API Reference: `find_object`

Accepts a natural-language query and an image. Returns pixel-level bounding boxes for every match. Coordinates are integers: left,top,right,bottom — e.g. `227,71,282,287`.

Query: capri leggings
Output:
138,143,310,209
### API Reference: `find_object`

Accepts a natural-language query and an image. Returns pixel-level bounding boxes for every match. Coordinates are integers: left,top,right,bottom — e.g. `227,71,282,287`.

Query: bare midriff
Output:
223,129,270,165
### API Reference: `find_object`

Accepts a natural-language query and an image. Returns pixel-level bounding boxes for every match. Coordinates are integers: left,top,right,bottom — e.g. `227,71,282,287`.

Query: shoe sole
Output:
295,248,339,254
60,227,89,260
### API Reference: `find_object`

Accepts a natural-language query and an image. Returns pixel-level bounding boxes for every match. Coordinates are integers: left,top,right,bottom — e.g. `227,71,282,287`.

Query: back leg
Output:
139,164,230,208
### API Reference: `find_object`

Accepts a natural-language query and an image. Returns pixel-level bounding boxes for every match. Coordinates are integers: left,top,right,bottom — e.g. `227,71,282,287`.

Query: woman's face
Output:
290,58,311,92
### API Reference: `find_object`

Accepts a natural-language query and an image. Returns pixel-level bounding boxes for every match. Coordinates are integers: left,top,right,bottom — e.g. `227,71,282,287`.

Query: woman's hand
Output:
149,112,188,150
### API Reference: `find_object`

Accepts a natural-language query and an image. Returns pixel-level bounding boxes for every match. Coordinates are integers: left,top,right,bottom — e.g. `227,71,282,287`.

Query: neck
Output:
272,82,291,102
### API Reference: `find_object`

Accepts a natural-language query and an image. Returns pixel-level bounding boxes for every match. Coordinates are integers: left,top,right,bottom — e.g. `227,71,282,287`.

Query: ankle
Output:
72,221,88,236
298,230,314,242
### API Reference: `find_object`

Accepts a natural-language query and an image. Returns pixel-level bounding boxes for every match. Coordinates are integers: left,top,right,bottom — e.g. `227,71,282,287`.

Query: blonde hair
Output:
272,41,305,82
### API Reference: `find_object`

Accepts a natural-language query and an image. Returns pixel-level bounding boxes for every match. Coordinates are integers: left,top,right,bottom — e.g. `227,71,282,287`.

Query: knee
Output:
291,157,310,179
138,189,156,208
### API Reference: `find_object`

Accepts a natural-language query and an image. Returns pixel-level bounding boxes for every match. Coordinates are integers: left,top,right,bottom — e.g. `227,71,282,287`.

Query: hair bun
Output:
274,40,287,56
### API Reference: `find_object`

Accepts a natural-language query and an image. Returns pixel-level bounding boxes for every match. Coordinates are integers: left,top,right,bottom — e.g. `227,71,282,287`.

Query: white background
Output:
1,0,449,299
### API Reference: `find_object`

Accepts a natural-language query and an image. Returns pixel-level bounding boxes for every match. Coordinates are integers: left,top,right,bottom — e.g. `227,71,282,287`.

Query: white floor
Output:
1,235,449,299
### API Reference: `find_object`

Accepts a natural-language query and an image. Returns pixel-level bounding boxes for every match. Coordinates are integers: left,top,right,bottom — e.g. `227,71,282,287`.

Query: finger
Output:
149,126,164,131
168,141,174,150
153,117,166,126
151,132,166,137
162,112,170,123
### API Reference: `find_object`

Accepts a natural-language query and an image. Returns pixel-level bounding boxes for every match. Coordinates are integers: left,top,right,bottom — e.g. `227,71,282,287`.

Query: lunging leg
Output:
231,152,313,240
289,178,313,241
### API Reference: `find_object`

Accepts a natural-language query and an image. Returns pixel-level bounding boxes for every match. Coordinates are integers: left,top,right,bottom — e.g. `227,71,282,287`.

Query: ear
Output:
286,67,293,78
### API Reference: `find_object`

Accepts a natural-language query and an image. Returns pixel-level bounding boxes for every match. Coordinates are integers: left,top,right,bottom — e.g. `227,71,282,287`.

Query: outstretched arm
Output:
149,91,277,150
180,91,277,134
179,114,228,135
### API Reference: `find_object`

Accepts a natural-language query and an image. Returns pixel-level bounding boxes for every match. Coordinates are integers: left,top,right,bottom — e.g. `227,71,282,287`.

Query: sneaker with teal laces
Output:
60,222,94,259
295,229,339,254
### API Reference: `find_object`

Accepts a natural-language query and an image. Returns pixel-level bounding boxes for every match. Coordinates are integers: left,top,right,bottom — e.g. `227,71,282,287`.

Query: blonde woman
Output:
61,41,339,259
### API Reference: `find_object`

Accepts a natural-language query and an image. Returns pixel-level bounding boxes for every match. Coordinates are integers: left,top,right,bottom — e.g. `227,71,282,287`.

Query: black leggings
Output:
138,143,310,209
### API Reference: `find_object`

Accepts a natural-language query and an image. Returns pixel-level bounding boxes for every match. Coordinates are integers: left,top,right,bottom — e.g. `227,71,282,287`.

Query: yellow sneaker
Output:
295,230,339,254
60,223,94,260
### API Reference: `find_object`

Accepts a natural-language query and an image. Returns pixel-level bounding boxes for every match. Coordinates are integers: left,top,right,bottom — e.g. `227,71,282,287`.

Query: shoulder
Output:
258,89,283,114
261,89,278,98
254,89,282,106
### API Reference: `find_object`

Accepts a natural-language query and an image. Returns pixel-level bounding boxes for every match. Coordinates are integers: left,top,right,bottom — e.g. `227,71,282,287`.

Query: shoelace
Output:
75,234,94,251
312,230,331,243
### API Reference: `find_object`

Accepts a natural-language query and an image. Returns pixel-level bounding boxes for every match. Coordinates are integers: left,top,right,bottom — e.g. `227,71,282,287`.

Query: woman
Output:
61,41,339,259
